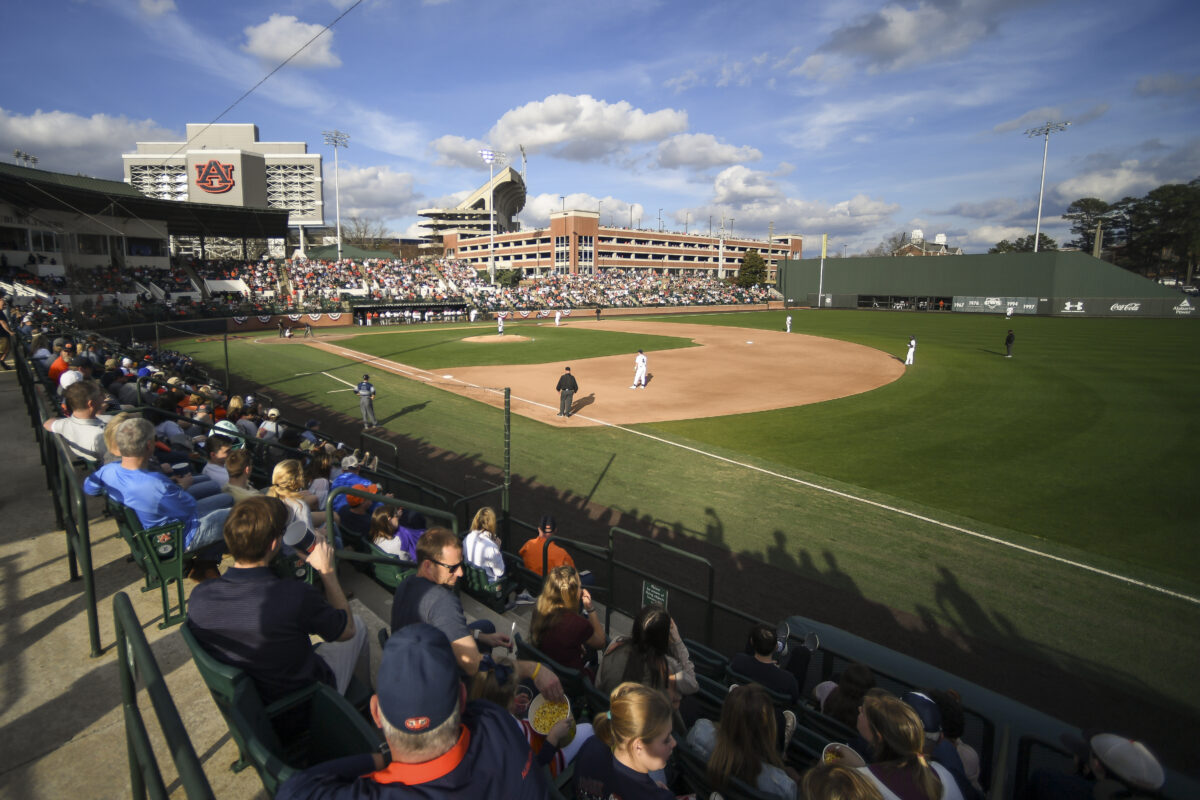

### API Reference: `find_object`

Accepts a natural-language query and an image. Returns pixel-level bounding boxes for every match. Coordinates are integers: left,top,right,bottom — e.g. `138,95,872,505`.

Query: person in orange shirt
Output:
520,515,574,575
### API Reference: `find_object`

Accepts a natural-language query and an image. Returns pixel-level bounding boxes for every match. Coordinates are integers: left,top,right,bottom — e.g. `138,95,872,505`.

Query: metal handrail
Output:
113,592,215,799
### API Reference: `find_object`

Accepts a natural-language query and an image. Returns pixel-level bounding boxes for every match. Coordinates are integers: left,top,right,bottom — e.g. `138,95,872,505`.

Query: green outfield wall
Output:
777,252,1193,317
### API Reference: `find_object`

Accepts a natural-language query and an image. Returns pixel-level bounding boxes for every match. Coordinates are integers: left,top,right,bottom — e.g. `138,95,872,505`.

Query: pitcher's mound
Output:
462,334,531,343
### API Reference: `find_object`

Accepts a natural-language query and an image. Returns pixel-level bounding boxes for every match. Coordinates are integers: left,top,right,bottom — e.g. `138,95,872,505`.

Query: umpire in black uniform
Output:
555,366,578,418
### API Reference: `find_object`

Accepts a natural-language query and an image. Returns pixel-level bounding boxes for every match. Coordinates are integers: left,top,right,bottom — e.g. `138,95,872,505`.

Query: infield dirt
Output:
304,319,904,426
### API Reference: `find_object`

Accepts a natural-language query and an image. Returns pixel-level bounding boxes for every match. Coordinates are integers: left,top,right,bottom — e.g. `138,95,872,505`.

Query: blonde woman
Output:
854,694,963,800
530,566,605,673
573,682,676,800
463,506,505,581
801,764,884,800
267,459,326,536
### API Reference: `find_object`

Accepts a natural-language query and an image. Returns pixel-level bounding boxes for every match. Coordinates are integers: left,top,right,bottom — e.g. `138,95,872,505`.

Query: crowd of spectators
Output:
4,254,774,331
15,297,1174,800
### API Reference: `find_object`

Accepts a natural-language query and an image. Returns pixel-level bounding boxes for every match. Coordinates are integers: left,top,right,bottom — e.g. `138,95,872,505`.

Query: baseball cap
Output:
362,373,370,380
69,356,87,367
60,371,83,389
267,408,280,419
900,691,942,741
341,454,360,470
376,624,461,732
305,418,319,429
539,514,557,531
1090,734,1164,791
121,357,134,368
346,483,379,507
245,395,256,405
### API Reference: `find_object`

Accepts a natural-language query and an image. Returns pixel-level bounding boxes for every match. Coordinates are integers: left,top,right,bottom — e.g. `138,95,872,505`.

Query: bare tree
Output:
344,216,392,249
864,231,907,257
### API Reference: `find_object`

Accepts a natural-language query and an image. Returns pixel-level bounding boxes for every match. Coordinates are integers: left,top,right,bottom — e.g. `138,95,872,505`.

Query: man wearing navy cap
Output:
276,623,550,799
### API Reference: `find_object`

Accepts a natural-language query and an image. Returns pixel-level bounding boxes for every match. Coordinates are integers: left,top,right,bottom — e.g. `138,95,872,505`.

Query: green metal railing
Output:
113,592,215,799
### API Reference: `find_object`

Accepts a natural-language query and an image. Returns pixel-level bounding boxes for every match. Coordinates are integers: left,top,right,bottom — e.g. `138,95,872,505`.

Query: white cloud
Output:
138,0,176,17
681,165,899,242
331,165,421,224
964,224,1030,250
345,105,426,158
664,69,703,94
0,107,178,179
487,94,688,161
242,14,341,68
518,193,642,229
1135,72,1200,97
656,134,762,169
993,103,1107,134
712,165,780,205
1052,161,1157,203
818,0,1002,74
430,135,491,168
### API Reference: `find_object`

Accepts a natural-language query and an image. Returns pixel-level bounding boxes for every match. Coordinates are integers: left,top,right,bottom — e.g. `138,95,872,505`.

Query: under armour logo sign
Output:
1062,301,1085,313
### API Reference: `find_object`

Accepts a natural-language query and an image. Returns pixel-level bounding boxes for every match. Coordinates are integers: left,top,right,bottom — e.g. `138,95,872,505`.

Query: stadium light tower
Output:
322,130,350,262
1025,121,1070,253
478,147,508,283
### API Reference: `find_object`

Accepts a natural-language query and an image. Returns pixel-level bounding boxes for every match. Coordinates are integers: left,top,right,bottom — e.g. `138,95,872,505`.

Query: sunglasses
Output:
432,557,464,573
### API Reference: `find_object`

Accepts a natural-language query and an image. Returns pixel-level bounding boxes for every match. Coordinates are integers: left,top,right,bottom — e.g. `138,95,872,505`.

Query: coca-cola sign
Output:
1110,302,1141,312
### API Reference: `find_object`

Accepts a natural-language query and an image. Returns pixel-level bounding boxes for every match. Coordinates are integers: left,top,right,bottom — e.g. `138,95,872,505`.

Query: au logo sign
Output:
194,160,235,193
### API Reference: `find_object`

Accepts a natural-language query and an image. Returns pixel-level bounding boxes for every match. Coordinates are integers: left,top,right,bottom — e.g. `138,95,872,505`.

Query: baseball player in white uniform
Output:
631,349,648,389
904,336,916,366
785,314,792,333
554,310,562,327
497,314,505,336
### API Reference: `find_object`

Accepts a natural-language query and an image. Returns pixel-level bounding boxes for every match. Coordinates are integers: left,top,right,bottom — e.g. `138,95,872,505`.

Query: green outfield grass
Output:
175,313,1200,715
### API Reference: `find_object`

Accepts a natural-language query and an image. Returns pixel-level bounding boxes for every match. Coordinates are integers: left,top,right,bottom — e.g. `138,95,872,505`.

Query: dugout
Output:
776,251,1195,318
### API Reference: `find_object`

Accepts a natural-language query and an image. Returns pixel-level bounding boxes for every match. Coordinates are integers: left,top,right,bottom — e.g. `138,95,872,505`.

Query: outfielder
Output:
554,310,561,327
356,374,377,428
904,336,916,366
631,349,648,389
497,314,505,336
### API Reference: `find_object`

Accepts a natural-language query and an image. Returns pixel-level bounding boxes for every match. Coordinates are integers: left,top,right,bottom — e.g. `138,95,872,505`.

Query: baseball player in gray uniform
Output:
356,374,377,428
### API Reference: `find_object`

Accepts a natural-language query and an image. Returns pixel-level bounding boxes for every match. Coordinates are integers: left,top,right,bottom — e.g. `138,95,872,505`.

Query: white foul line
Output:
309,346,1200,607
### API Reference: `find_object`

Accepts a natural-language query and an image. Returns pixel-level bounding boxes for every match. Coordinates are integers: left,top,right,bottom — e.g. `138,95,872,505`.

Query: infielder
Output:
356,373,377,428
785,314,792,333
497,314,505,336
554,310,561,327
469,308,477,323
631,349,648,389
904,336,916,366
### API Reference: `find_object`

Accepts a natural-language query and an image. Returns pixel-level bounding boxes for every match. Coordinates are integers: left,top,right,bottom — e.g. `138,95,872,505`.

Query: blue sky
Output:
3,0,1198,254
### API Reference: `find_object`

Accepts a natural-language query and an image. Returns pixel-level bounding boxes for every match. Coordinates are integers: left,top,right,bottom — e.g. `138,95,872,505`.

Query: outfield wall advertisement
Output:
953,296,1040,314
1048,297,1196,317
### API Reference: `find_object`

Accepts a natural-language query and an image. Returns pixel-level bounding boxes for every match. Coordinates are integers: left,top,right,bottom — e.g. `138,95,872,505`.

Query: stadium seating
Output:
181,624,382,796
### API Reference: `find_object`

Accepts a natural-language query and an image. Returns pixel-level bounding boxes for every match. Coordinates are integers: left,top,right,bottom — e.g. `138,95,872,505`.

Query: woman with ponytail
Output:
573,682,677,800
854,694,963,800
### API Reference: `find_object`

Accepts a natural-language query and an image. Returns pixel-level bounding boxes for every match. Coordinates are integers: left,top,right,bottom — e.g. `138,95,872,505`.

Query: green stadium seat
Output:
684,637,729,681
180,624,382,796
363,539,415,591
109,498,188,628
461,559,518,612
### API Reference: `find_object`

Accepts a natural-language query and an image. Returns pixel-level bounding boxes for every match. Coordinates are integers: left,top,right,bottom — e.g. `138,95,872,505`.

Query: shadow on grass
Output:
379,401,430,426
231,381,1200,777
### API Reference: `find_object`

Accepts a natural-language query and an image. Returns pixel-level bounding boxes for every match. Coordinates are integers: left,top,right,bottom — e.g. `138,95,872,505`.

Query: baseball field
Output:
172,309,1200,745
